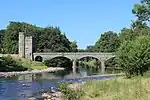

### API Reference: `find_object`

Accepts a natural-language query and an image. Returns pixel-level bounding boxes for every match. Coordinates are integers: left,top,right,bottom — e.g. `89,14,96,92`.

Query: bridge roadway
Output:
33,52,115,74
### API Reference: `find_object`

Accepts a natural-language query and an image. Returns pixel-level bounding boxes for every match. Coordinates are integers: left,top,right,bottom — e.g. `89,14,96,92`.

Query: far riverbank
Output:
0,67,64,77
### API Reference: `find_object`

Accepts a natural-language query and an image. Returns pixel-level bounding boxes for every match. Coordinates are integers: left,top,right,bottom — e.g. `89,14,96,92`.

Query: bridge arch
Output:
49,56,73,61
105,55,115,61
105,56,116,68
49,55,72,61
44,56,73,69
77,56,101,70
35,56,43,62
33,52,115,74
77,55,101,61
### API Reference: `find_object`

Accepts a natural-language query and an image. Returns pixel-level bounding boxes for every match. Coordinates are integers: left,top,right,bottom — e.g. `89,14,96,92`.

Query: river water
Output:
0,66,121,100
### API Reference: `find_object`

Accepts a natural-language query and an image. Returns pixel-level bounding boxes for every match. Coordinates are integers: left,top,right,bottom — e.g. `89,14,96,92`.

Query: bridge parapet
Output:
33,52,115,74
33,52,115,61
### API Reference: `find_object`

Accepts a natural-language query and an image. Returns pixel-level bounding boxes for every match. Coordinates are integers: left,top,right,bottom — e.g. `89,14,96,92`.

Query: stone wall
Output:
25,36,33,60
19,32,35,60
19,32,25,58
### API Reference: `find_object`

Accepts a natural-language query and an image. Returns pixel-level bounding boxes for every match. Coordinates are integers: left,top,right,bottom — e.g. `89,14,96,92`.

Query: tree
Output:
70,41,78,52
95,31,120,52
0,56,27,72
38,27,72,52
78,49,85,52
119,26,150,43
131,20,148,29
119,0,150,44
1,21,75,68
44,57,72,69
85,45,95,52
2,21,73,53
3,21,40,53
116,36,150,78
132,0,150,22
119,28,133,42
0,29,5,53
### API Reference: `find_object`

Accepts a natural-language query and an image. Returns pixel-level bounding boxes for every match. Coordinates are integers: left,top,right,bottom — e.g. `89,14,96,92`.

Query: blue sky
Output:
0,0,140,49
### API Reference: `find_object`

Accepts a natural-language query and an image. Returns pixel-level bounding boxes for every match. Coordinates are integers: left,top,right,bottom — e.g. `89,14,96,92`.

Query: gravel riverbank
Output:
0,67,64,77
39,73,123,100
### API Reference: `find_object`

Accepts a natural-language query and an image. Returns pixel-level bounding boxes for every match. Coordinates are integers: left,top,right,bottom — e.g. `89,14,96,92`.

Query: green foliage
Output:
119,28,134,42
116,36,150,78
132,0,150,22
59,83,84,100
85,45,95,52
38,28,72,52
0,56,27,72
131,20,148,29
119,26,150,43
70,41,78,52
44,57,72,69
1,21,74,68
3,21,40,53
105,57,117,68
13,57,47,70
105,57,123,74
0,29,5,53
95,31,120,52
78,49,85,52
2,21,73,54
79,59,100,68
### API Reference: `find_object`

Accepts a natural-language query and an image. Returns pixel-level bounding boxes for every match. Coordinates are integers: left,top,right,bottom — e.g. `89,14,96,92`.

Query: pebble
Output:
28,97,36,100
42,91,61,100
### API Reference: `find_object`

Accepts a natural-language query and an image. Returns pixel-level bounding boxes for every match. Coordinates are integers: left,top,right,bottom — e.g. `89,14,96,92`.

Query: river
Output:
0,66,121,100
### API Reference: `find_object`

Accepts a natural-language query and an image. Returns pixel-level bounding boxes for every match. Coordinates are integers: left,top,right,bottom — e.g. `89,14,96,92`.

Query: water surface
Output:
0,66,120,100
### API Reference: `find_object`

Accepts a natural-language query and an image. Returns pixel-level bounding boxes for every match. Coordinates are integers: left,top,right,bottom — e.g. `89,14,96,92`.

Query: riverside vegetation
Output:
59,36,150,100
0,0,150,99
58,0,150,100
59,72,150,100
0,55,47,72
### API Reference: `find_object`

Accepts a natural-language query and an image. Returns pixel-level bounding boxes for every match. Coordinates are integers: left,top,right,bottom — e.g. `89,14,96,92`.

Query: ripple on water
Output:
0,72,120,100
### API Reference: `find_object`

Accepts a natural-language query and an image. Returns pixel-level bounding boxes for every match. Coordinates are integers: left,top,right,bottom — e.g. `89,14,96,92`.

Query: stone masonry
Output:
19,32,35,60
19,32,115,73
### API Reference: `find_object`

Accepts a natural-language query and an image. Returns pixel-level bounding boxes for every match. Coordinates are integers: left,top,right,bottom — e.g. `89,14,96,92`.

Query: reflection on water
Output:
0,66,121,100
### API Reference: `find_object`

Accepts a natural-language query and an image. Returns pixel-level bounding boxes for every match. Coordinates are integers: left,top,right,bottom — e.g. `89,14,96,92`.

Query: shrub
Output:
116,36,150,78
58,83,84,100
0,56,27,72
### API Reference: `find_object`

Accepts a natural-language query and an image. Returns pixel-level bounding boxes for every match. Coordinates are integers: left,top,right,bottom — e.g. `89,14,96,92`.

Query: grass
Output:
10,55,48,70
20,59,48,70
79,72,150,100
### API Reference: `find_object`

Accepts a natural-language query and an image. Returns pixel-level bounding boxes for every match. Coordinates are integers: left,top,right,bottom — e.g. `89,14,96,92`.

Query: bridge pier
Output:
33,52,115,74
101,60,105,74
72,59,77,73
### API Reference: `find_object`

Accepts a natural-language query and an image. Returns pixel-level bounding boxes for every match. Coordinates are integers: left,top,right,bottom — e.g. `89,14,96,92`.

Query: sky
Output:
0,0,140,49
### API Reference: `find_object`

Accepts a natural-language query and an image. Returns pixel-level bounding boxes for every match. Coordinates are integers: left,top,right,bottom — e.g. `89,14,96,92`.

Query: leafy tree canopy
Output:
2,21,74,54
70,41,78,52
0,29,5,53
117,36,150,77
85,45,95,52
132,0,150,22
95,31,120,52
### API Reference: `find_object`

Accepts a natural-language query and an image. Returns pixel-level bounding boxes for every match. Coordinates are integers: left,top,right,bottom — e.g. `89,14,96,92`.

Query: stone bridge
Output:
18,32,115,74
33,52,115,73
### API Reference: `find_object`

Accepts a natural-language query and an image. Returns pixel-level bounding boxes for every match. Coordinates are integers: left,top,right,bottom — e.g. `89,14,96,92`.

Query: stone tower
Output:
19,32,35,60
25,36,33,60
19,32,25,58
